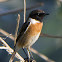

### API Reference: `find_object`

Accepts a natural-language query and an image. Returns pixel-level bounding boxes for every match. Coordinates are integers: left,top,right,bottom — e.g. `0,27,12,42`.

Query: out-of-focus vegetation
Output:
0,0,62,62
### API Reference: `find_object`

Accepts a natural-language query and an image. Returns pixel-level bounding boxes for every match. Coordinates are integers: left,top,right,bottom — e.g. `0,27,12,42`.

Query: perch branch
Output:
0,37,24,61
0,28,62,39
30,47,55,62
40,33,62,38
0,46,8,49
0,29,55,62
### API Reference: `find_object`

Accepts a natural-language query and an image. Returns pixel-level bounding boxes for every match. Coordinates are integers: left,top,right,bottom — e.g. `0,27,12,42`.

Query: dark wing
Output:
16,21,30,43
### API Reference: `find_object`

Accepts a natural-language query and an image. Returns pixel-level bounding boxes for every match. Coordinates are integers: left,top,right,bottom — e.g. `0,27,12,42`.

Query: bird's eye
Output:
38,13,39,15
33,13,40,16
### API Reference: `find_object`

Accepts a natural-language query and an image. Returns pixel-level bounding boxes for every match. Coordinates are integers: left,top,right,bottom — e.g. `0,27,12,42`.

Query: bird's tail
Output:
9,51,16,62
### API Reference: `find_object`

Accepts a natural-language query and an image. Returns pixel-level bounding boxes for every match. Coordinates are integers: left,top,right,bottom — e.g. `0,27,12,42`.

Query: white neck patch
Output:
29,18,40,24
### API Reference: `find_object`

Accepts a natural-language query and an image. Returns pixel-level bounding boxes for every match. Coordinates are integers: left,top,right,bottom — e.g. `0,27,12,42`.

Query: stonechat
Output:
10,10,49,62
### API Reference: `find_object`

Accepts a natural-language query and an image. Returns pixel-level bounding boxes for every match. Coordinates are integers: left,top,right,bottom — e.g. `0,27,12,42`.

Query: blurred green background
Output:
0,0,62,62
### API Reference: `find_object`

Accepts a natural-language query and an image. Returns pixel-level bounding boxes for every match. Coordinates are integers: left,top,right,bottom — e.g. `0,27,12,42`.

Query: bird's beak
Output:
39,13,49,16
44,13,49,15
39,13,49,21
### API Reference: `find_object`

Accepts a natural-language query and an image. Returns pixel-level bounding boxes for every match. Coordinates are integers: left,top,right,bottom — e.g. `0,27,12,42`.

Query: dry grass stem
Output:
24,0,26,23
14,14,20,45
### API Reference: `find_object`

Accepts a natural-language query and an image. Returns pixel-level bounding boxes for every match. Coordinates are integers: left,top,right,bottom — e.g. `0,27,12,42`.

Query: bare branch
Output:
24,0,26,23
40,33,62,38
0,46,8,49
0,37,24,61
30,48,55,62
0,29,14,40
0,2,43,16
14,14,20,46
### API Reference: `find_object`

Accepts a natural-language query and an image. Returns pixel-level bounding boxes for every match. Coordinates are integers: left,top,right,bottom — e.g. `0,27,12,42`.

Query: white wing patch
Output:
24,22,31,34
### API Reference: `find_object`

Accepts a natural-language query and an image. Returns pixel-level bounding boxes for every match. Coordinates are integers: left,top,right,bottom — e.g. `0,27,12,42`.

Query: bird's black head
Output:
28,10,49,22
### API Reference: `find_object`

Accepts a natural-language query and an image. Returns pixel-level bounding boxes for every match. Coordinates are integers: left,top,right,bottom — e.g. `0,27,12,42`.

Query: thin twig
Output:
40,33,62,38
0,29,14,40
0,2,43,16
0,46,8,49
30,48,55,62
14,14,20,46
0,34,8,36
9,14,20,62
24,0,26,23
0,28,62,39
0,37,24,61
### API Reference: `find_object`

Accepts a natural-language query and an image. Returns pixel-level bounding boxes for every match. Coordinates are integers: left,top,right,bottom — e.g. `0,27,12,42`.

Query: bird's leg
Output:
22,48,34,62
27,48,31,62
27,48,34,60
22,48,28,59
29,49,34,59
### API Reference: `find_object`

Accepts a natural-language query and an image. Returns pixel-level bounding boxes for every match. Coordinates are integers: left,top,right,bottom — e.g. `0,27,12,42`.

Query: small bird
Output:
10,10,49,62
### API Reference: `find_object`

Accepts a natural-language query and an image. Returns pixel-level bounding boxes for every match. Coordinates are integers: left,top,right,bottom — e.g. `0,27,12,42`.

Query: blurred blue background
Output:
0,0,62,62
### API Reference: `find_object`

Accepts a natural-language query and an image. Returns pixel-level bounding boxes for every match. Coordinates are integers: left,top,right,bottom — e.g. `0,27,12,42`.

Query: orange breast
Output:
17,22,43,48
26,22,43,36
